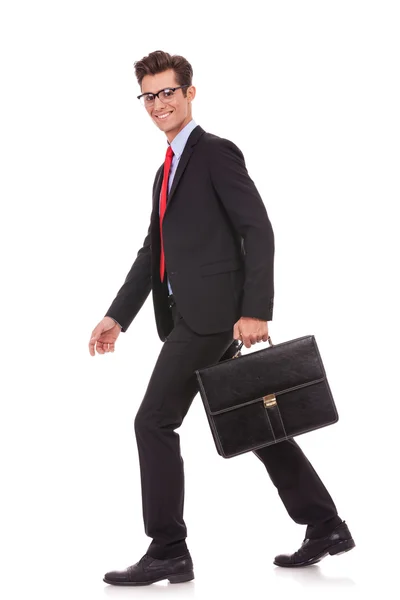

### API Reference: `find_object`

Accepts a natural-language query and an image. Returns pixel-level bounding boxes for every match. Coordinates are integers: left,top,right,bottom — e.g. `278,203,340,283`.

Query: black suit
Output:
105,125,273,340
104,125,340,560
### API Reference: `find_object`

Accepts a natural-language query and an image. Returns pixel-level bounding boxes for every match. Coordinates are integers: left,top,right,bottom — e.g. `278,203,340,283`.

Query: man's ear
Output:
188,86,196,102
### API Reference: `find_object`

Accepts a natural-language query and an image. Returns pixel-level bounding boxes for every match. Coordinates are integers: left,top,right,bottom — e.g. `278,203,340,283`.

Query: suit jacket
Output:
104,125,275,342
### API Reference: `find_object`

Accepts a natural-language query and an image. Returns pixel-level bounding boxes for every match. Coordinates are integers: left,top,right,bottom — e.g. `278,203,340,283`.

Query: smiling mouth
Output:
155,111,172,120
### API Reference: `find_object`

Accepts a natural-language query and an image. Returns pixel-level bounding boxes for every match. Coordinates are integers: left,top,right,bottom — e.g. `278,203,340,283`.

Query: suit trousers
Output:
133,300,342,560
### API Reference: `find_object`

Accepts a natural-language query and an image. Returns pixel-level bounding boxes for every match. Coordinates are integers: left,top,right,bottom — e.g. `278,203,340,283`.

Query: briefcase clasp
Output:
263,393,277,408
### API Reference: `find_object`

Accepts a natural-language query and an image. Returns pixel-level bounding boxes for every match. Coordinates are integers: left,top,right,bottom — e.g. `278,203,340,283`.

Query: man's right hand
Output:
89,317,122,356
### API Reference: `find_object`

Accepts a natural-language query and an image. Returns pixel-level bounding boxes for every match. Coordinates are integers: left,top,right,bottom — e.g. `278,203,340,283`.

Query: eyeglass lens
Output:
140,88,177,106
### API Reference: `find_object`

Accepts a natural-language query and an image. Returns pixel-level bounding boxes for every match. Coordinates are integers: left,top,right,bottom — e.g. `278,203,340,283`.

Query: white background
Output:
1,1,399,598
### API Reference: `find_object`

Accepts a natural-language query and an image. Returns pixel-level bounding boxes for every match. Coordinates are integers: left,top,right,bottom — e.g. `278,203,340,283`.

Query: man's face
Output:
140,69,196,142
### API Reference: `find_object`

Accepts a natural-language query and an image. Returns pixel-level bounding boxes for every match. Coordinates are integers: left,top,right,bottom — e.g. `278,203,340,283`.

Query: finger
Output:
96,341,105,355
233,324,240,340
89,324,104,355
243,336,252,349
89,334,99,356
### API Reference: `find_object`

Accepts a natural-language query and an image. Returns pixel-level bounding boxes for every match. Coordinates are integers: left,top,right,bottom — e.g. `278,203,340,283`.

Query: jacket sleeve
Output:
103,165,164,332
207,137,275,321
104,220,152,332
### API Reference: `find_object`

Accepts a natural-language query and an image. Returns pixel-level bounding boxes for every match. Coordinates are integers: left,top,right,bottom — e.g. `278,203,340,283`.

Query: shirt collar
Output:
168,119,198,159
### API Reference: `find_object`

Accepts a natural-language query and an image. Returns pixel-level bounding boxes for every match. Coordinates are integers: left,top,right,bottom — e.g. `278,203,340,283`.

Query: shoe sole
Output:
273,538,356,568
103,570,195,586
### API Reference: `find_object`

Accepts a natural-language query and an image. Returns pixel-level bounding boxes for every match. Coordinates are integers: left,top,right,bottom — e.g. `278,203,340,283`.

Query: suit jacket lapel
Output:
152,165,163,214
151,125,205,219
166,144,194,207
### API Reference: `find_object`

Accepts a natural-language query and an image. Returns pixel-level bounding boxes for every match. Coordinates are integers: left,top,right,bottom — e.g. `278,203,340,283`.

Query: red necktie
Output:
159,145,174,282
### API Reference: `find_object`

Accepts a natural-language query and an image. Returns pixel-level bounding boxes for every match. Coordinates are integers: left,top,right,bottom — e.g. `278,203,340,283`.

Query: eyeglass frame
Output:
137,85,190,106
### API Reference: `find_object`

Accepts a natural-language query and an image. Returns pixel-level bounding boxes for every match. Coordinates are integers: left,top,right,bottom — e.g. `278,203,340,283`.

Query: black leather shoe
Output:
103,551,194,586
274,521,355,568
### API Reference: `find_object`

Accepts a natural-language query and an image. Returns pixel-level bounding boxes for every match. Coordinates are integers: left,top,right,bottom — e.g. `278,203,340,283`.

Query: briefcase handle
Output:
232,335,274,358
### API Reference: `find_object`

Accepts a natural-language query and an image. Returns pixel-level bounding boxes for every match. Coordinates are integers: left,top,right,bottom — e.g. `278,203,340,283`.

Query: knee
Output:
134,409,153,436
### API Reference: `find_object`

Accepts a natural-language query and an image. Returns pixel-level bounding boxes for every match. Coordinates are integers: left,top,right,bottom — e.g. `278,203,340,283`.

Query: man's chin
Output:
154,119,172,130
153,113,174,127
155,122,177,137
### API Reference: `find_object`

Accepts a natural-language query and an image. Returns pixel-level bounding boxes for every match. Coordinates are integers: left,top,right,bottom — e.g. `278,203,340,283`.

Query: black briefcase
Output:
195,335,339,458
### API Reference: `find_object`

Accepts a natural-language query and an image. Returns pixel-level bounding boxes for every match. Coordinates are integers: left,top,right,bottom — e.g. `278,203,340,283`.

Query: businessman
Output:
89,50,355,586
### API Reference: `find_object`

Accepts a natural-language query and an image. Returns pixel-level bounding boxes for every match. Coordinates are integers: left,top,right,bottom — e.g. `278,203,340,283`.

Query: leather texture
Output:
103,552,194,586
195,335,339,458
273,520,355,567
104,125,275,341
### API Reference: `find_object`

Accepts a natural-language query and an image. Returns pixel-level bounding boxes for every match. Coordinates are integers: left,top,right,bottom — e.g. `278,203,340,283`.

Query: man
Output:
89,50,355,586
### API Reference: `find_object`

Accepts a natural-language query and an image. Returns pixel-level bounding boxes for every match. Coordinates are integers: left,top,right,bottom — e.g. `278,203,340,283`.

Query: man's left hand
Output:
233,316,269,349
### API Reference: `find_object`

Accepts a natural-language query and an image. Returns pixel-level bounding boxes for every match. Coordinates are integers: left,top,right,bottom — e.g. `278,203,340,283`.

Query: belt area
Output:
167,293,176,308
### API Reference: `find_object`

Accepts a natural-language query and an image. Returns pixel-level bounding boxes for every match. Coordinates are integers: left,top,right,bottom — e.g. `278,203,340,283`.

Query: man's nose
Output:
154,95,167,109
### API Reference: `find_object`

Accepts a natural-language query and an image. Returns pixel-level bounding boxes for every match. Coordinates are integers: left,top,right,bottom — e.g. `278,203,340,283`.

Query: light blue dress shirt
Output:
159,119,198,295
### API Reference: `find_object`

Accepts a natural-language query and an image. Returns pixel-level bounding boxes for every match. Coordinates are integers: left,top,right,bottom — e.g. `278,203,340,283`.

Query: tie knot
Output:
166,145,174,159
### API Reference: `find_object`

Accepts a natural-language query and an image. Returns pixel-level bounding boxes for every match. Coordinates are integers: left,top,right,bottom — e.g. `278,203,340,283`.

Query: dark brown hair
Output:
134,50,193,95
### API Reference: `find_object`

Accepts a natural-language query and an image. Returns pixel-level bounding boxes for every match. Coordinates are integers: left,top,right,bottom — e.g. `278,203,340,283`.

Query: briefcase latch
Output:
263,393,277,408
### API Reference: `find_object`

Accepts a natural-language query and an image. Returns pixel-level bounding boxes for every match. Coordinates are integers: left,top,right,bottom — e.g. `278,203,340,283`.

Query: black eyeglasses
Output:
137,85,190,107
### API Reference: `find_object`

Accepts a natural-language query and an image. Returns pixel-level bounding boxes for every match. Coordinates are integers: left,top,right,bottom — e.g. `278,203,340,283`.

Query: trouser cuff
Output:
147,540,189,559
306,515,343,539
